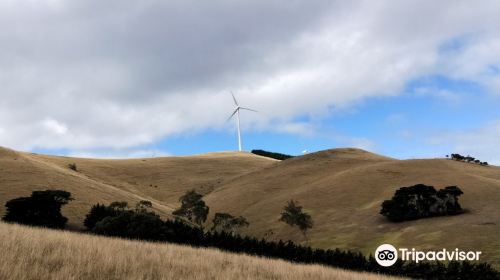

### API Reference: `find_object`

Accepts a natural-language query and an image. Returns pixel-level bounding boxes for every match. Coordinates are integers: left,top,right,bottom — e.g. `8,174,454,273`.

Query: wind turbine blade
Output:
231,92,239,106
239,107,258,112
227,108,239,121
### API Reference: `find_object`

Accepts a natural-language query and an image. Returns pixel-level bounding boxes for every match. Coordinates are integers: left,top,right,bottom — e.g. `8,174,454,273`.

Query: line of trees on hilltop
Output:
251,149,294,160
447,153,488,166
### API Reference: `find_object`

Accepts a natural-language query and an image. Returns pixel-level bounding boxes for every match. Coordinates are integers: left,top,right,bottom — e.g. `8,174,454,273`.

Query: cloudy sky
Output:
1,0,499,163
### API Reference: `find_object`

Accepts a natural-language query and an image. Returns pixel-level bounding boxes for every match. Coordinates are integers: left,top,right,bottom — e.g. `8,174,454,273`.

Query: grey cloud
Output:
1,1,334,98
0,0,499,152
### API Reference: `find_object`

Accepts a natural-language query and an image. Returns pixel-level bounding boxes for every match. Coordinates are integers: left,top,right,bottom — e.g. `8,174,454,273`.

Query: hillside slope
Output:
205,148,500,267
0,147,276,228
1,146,499,267
0,222,399,280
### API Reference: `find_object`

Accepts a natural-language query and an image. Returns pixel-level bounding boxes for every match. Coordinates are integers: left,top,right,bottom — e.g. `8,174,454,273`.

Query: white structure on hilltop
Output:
227,93,257,151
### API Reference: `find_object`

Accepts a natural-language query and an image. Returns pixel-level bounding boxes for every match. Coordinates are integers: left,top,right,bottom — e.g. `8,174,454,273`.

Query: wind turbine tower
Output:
228,93,257,151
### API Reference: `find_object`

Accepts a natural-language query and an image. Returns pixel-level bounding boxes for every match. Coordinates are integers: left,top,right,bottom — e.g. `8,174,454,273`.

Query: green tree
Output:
279,200,313,238
173,190,209,228
211,212,249,234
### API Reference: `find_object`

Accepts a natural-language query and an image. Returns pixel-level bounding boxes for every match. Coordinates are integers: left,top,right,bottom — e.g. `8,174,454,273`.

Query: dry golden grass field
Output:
1,146,499,268
0,222,400,280
0,147,275,229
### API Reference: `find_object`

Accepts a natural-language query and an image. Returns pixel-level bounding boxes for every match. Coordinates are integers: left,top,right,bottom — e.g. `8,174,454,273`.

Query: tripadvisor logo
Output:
375,244,398,267
374,244,482,267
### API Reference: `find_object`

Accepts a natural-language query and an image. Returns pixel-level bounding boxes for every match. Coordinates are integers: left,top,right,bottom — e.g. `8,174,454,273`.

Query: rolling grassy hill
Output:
0,222,400,280
205,148,500,267
1,146,499,268
0,147,276,228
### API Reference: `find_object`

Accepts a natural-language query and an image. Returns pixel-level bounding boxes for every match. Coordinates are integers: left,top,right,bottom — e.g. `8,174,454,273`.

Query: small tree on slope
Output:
279,200,313,239
173,190,209,228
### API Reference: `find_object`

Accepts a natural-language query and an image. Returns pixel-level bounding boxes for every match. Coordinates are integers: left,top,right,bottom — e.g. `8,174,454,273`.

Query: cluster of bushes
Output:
83,201,169,241
448,153,488,166
381,184,464,222
251,149,294,160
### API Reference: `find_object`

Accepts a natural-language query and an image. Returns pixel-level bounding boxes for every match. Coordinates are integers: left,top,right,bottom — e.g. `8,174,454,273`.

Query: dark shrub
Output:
93,210,165,241
2,190,72,229
68,163,77,171
123,211,166,240
86,201,167,241
84,203,118,230
92,212,132,237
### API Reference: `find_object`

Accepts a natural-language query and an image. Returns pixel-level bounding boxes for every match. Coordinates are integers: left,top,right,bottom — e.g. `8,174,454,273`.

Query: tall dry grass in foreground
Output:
0,222,400,280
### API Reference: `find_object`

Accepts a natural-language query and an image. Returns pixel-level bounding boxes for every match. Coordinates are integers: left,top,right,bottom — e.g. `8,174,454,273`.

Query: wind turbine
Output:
228,93,257,151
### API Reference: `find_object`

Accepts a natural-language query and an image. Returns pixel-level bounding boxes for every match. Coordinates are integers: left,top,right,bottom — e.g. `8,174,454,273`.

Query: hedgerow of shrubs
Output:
84,200,500,280
251,149,294,160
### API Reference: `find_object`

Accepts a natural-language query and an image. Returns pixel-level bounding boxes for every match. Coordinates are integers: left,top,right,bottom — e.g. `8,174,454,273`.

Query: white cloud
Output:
269,121,318,138
0,0,499,152
413,87,465,106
